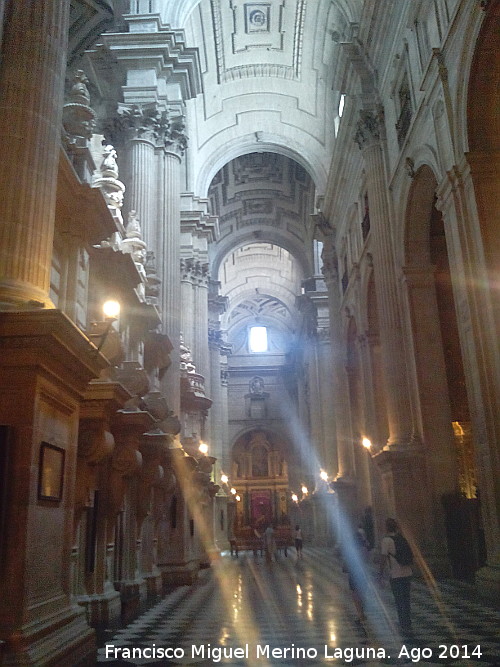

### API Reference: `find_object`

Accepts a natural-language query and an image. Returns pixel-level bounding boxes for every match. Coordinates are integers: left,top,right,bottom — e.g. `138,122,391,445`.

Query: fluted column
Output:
193,265,210,382
220,361,230,474
129,140,156,250
158,118,186,414
322,240,355,478
180,259,195,349
117,103,160,251
354,109,413,448
209,334,224,468
317,332,339,477
0,0,70,308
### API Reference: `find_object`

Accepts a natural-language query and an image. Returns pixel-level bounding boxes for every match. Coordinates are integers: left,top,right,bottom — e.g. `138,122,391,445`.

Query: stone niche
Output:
244,375,269,418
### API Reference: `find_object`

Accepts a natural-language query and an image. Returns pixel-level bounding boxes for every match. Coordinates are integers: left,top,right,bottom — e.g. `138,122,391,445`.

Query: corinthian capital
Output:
354,108,383,150
162,113,188,156
321,241,339,284
115,102,163,143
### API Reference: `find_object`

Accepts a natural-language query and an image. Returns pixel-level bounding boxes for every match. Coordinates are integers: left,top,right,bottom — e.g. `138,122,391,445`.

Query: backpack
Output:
391,533,413,566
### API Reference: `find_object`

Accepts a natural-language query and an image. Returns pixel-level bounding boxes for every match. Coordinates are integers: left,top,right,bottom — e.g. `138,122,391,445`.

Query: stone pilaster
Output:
0,0,70,308
354,108,413,449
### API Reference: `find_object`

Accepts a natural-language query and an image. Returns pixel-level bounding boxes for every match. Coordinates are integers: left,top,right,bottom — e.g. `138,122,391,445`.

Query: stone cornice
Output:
102,26,203,101
0,310,108,395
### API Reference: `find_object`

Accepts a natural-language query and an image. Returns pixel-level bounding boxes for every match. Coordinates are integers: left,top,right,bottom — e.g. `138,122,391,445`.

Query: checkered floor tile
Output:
97,548,499,666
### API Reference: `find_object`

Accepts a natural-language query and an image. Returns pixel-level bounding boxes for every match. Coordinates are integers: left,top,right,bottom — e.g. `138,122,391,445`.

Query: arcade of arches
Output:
0,0,498,663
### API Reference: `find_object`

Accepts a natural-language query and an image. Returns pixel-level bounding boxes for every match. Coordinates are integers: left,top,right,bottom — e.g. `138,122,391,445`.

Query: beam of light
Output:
171,452,271,667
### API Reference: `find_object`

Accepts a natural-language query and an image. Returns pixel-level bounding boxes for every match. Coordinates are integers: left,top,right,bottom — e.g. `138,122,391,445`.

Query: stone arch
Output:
404,164,439,266
403,162,486,578
465,4,500,334
196,137,325,197
212,233,312,282
467,6,500,154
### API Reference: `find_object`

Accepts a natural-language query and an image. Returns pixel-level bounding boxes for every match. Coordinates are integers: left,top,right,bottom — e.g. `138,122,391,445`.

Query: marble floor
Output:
97,548,499,666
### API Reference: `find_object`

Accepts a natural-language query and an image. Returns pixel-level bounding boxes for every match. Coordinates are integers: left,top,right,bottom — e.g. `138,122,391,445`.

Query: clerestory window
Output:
249,326,268,353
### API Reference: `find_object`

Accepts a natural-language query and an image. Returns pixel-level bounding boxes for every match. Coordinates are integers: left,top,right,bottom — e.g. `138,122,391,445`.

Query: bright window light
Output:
338,94,345,118
249,326,268,353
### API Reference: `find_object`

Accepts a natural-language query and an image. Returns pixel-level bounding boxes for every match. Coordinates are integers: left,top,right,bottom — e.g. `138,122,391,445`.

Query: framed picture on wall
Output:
38,442,65,501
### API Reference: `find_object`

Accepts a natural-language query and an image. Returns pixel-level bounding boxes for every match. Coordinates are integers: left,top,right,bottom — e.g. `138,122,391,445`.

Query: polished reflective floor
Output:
98,548,499,666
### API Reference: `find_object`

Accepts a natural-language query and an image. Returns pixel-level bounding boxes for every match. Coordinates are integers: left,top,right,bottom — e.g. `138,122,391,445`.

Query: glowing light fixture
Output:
230,487,237,495
198,442,208,454
320,470,328,481
221,474,229,484
102,299,120,320
235,495,241,502
291,493,298,503
362,437,372,449
301,486,308,495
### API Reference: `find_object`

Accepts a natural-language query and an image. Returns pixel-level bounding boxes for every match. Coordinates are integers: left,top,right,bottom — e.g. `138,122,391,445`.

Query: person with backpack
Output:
379,518,414,637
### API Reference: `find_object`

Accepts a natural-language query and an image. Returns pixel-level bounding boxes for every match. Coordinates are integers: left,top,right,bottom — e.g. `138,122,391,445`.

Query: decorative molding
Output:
211,0,304,83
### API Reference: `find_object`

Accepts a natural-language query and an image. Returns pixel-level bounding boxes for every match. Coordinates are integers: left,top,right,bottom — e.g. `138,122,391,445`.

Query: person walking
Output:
343,527,370,625
294,525,303,559
264,524,277,562
379,518,414,637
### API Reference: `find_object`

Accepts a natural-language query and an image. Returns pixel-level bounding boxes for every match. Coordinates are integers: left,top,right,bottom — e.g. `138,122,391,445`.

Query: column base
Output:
77,589,122,628
475,562,500,603
160,560,199,587
0,279,54,310
144,572,162,598
118,579,148,625
2,605,95,667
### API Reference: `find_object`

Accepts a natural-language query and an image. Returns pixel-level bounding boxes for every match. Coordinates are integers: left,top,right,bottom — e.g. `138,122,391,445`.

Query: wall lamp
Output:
94,299,121,354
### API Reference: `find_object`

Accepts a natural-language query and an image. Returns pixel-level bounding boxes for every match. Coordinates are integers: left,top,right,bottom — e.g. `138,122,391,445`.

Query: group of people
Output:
343,516,414,638
258,513,414,638
261,524,303,562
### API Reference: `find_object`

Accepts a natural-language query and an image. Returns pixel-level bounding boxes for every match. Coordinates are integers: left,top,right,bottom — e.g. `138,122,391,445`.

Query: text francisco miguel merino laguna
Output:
105,643,391,662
